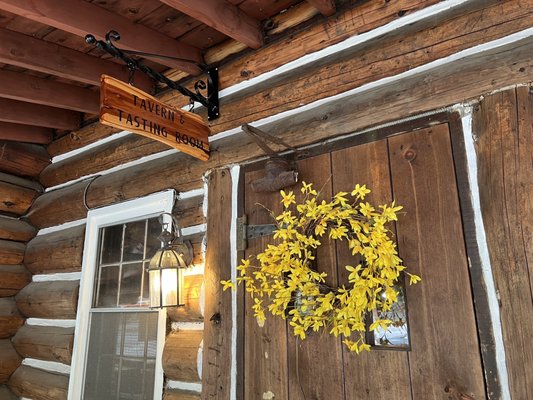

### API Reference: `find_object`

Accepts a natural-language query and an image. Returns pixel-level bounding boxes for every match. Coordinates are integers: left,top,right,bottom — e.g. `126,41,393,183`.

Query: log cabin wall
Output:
0,0,531,398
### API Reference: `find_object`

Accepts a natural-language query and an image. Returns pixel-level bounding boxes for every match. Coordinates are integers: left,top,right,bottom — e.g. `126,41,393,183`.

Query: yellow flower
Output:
220,280,235,291
351,184,371,200
280,190,296,208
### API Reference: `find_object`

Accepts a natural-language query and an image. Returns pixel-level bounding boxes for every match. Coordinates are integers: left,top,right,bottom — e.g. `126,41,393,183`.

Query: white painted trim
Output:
229,165,240,400
37,219,86,236
461,113,511,400
170,322,204,331
68,190,175,400
26,318,76,328
178,188,204,200
182,223,206,237
22,358,71,375
166,380,202,393
32,272,81,282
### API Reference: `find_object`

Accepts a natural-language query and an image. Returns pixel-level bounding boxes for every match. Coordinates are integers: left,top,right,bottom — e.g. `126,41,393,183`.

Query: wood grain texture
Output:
201,168,232,399
0,239,25,265
15,281,79,319
24,224,85,274
332,140,412,399
474,87,533,399
0,141,50,178
47,124,119,157
0,340,21,383
389,124,485,398
0,265,31,297
243,168,288,400
305,0,335,16
0,297,24,338
0,122,52,145
0,98,80,130
0,180,37,216
167,274,204,322
164,389,201,400
0,216,37,242
163,330,202,382
12,325,74,365
8,365,68,400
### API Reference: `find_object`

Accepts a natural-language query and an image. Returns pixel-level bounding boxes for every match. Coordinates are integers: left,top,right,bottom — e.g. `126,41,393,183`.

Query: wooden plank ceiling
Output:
0,0,336,149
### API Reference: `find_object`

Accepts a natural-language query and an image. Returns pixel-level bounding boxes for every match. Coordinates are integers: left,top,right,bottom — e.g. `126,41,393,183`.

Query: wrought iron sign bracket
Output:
85,30,220,121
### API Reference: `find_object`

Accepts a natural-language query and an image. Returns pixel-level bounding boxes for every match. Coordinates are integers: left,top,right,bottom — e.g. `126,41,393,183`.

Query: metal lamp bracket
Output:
85,30,220,121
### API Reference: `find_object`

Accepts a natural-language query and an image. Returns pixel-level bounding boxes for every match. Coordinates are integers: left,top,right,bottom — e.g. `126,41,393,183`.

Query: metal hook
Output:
127,68,135,85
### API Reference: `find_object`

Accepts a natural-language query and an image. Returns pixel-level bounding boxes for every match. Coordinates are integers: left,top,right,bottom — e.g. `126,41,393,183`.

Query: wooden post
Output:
162,330,203,382
8,366,68,400
0,340,21,383
16,281,79,319
12,325,74,365
201,168,233,399
0,297,24,338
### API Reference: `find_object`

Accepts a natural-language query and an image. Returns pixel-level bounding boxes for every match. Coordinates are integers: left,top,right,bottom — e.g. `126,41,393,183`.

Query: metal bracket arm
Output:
86,30,220,121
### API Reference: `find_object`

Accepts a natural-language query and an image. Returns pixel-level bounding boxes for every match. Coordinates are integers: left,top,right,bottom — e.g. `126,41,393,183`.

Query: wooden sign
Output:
100,75,210,161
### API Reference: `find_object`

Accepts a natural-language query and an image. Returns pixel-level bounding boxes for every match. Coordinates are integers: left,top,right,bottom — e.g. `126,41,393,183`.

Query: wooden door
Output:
241,123,486,399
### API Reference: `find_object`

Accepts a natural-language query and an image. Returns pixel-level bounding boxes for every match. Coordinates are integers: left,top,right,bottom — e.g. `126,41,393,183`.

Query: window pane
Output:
146,217,162,259
371,284,409,348
83,312,158,400
119,263,144,306
96,265,119,308
123,221,147,262
101,225,123,264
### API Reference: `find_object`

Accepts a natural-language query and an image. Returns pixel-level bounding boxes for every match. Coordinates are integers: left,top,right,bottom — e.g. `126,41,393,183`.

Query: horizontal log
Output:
164,389,201,400
0,172,42,192
0,216,37,242
0,98,80,131
167,275,203,322
12,325,74,365
0,240,25,265
47,124,119,158
24,225,85,275
8,366,68,400
0,141,50,178
16,281,79,319
0,122,52,144
174,196,205,229
0,265,31,297
0,340,21,384
0,180,38,216
0,297,24,338
0,385,17,399
306,0,335,16
163,330,203,382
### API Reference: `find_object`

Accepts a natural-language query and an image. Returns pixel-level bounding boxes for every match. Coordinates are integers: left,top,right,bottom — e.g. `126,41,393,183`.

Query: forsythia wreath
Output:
222,181,420,353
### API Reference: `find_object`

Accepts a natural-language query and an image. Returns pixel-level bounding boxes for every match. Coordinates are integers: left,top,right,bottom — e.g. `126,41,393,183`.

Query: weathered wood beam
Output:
12,325,74,365
164,390,201,400
8,366,68,400
0,141,50,179
16,281,79,319
0,0,203,74
0,297,25,338
201,168,232,398
0,27,153,90
306,0,335,16
0,69,99,114
163,330,202,382
0,340,21,384
24,225,85,275
0,98,80,131
0,240,25,265
160,0,262,49
0,217,37,242
0,122,52,145
0,265,31,297
0,180,38,216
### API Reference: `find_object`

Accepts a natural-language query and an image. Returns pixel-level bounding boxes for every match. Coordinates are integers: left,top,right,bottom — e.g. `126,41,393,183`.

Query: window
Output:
69,191,175,400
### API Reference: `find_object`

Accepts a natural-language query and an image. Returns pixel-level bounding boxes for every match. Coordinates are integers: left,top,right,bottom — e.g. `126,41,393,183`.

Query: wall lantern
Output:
148,213,193,308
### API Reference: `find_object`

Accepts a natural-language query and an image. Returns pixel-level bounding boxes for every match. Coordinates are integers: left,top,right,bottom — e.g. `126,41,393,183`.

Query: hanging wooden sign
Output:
100,75,210,161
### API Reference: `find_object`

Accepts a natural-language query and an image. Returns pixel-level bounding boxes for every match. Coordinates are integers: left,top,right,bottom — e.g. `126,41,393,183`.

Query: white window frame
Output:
68,190,175,400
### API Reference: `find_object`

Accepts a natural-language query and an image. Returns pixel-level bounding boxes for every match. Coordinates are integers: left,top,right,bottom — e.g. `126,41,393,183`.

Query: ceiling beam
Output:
0,98,80,130
0,0,203,75
305,0,336,16
160,0,263,49
0,27,153,91
0,122,52,144
0,70,99,114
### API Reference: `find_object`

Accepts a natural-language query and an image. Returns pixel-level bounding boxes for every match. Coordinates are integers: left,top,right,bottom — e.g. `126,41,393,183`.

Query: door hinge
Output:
237,215,277,252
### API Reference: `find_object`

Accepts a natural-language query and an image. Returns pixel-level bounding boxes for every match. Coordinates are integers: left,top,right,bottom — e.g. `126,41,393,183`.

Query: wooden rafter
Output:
0,0,203,75
0,27,153,91
160,0,263,49
0,69,99,114
0,122,52,145
0,98,80,130
305,0,336,16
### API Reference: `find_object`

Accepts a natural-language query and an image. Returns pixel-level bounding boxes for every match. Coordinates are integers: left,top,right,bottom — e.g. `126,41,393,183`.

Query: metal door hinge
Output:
237,215,277,252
